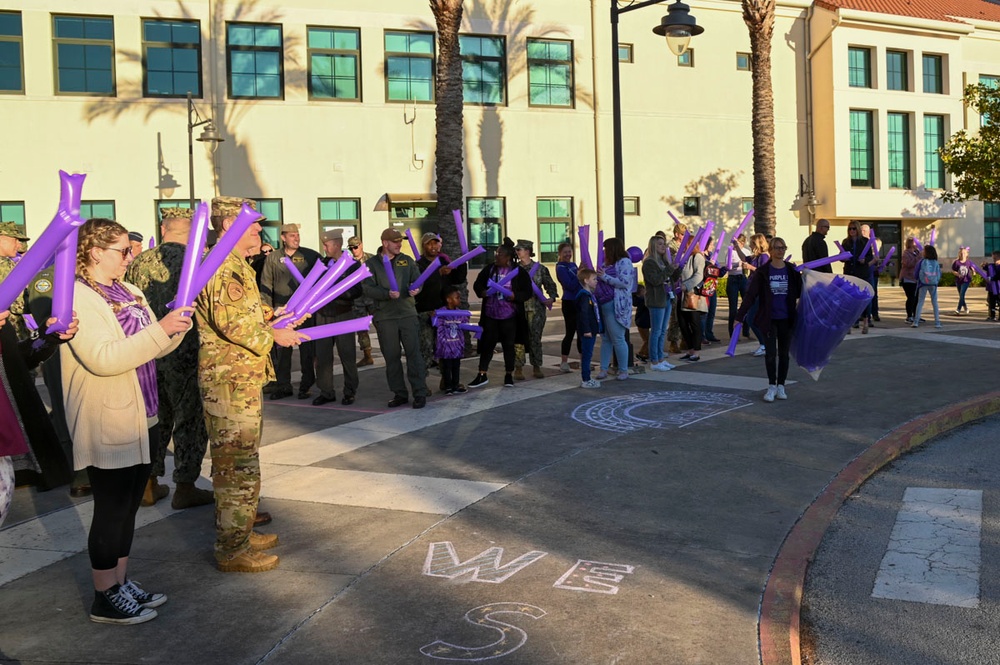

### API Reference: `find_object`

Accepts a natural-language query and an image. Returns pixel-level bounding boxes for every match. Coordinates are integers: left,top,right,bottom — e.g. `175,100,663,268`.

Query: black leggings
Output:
87,426,156,571
478,316,516,373
677,309,704,352
764,318,792,386
561,303,581,356
440,358,461,390
902,281,918,318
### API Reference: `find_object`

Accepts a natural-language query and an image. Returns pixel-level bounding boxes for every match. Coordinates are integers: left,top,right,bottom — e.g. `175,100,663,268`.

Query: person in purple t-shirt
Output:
951,246,974,315
435,286,468,395
736,237,802,403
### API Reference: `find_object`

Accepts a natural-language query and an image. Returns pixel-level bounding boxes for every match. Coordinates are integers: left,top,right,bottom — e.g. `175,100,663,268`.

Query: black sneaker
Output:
453,384,468,394
121,578,167,609
444,388,454,396
90,584,158,625
468,373,489,388
503,373,514,387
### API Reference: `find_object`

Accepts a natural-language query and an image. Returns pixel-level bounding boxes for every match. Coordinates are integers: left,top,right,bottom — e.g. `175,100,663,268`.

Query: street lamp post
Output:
611,0,703,242
187,92,224,209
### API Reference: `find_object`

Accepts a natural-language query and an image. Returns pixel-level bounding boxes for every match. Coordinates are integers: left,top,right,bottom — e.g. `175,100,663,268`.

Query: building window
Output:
253,198,283,248
0,12,23,93
318,198,360,240
385,31,434,103
741,197,754,216
142,19,201,97
678,50,693,67
923,114,945,190
308,27,360,101
981,75,999,127
80,200,116,220
922,54,943,94
460,35,504,105
53,15,115,95
850,110,875,187
536,198,572,263
683,197,700,216
527,38,573,108
467,197,505,268
624,197,640,216
985,202,1000,255
886,50,908,91
0,201,25,236
227,22,283,99
388,201,437,248
887,112,911,189
848,47,871,88
618,43,633,63
736,52,751,71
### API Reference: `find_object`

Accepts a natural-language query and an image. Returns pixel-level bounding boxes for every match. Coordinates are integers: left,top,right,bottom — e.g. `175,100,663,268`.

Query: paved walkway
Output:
1,284,997,664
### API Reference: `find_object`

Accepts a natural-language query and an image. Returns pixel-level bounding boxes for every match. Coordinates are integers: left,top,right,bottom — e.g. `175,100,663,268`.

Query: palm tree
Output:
742,0,776,237
430,0,465,254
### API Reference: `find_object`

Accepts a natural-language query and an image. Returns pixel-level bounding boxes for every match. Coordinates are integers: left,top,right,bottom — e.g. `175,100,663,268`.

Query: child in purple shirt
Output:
436,286,468,395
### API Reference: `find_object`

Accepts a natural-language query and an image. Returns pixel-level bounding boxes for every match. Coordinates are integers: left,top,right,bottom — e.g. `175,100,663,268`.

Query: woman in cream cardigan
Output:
61,219,193,625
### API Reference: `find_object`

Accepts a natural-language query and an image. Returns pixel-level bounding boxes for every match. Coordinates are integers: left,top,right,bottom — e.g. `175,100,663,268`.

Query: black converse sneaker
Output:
90,584,158,625
468,373,489,388
121,578,167,609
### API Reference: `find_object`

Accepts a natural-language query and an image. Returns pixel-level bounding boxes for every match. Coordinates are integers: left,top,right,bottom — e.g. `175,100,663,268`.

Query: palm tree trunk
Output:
431,0,465,255
743,0,776,238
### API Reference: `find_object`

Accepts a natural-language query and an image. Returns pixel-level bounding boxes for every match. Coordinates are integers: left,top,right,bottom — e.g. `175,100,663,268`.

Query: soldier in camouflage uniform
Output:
0,221,30,340
125,207,214,510
196,197,308,573
348,236,375,366
512,240,558,379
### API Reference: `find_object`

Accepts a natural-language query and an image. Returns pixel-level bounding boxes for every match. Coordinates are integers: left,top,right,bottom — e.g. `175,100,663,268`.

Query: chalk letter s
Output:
420,603,546,661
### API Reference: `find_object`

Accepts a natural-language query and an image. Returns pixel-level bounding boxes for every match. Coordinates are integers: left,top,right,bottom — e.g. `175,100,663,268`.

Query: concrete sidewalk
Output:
1,285,997,664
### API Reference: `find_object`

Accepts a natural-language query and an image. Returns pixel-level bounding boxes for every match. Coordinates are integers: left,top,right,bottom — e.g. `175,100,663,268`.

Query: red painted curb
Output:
758,392,1000,665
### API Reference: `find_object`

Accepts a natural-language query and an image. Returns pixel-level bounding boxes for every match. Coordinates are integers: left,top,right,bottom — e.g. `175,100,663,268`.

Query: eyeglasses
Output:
262,249,273,255
771,245,787,251
101,246,132,259
348,245,359,250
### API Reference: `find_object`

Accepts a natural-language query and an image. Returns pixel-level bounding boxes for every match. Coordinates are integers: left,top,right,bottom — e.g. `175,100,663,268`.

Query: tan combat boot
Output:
141,478,169,507
532,366,545,379
249,531,279,552
358,349,374,366
217,550,279,573
513,366,525,381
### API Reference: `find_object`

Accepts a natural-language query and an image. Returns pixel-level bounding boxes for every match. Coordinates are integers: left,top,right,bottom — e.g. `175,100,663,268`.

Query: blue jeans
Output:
914,285,939,325
580,335,596,381
599,301,629,372
957,281,970,311
648,306,668,363
702,292,719,340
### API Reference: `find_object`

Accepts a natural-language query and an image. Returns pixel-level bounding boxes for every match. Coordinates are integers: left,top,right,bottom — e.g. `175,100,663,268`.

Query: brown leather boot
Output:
217,550,279,573
141,478,169,507
171,482,214,509
357,349,374,366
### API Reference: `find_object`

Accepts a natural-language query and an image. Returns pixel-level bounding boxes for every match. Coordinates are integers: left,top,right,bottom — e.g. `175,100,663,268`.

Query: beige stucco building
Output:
0,0,998,267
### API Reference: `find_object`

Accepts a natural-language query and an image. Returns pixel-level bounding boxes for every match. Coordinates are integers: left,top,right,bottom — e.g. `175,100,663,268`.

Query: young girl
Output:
912,245,942,328
435,286,468,395
555,242,581,372
736,237,802,402
952,247,974,315
576,268,602,388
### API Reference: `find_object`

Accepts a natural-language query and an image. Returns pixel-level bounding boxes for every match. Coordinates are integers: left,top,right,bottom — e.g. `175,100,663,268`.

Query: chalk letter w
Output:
422,542,548,584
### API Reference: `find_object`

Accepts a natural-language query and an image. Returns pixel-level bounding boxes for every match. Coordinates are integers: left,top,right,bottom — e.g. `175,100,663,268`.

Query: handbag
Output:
682,289,703,311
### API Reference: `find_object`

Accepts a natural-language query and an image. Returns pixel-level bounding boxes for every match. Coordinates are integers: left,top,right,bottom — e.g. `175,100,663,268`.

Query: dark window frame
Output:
466,196,506,268
52,14,116,96
526,38,574,109
922,54,943,94
886,49,909,92
618,43,633,63
887,111,911,189
677,49,694,67
318,197,361,240
0,200,26,236
307,26,361,102
384,30,435,104
141,18,202,98
226,21,284,100
623,196,640,216
460,33,506,106
848,46,872,88
79,200,117,220
923,114,945,190
682,196,701,216
850,109,875,188
252,198,284,248
536,197,574,263
736,52,751,72
0,11,24,94
985,202,1000,255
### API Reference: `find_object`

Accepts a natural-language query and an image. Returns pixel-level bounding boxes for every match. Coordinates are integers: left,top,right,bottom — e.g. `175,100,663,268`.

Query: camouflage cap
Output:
160,207,195,222
211,196,263,220
0,221,29,240
347,236,362,247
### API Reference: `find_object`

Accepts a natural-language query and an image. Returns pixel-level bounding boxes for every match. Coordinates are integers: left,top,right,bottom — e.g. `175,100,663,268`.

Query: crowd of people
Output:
2,205,1000,627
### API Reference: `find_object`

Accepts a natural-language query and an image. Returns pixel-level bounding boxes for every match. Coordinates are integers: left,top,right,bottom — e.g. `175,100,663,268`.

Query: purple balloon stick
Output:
453,209,469,254
301,263,372,317
929,228,937,246
913,237,924,251
578,225,593,270
282,256,306,283
186,203,262,302
796,250,852,272
410,257,441,292
283,259,328,316
304,315,373,342
726,246,734,270
734,209,754,238
486,279,514,299
289,251,353,321
446,245,486,269
457,322,483,339
46,225,80,334
0,171,86,313
172,202,211,313
711,231,727,263
878,246,896,272
725,322,742,357
405,228,419,258
596,230,605,268
148,237,156,249
667,210,682,226
382,253,399,292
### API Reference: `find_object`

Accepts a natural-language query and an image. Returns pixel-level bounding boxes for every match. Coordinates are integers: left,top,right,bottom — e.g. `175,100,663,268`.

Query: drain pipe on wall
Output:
805,8,841,231
590,0,605,233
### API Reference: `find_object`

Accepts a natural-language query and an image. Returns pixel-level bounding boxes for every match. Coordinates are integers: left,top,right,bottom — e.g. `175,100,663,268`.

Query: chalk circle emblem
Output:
571,390,752,433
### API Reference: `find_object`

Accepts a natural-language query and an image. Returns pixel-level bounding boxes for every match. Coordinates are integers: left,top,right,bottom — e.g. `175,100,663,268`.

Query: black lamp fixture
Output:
611,1,704,241
187,92,224,209
799,174,821,217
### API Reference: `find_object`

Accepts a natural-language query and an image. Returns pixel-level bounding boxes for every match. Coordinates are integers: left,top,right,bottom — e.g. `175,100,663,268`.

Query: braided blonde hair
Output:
76,218,145,312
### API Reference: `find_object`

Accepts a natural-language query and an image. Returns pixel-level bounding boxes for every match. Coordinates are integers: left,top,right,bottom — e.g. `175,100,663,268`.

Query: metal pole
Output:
187,92,196,210
611,1,626,243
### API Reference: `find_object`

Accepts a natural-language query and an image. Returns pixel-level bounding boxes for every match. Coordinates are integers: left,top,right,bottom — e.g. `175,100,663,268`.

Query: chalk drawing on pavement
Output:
552,560,636,595
423,542,549,584
571,390,752,433
420,603,547,661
